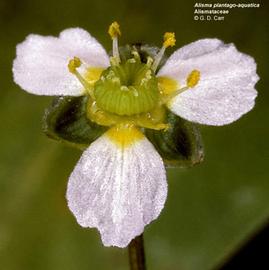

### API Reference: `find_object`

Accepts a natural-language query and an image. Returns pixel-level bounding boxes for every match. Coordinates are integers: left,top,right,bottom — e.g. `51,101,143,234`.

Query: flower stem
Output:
128,234,146,270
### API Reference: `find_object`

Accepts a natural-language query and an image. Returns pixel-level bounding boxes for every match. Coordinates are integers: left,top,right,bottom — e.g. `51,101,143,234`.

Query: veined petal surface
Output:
66,128,167,247
13,28,109,96
158,39,259,125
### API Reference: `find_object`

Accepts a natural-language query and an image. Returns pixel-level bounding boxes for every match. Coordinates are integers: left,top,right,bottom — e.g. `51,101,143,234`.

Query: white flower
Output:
13,23,258,248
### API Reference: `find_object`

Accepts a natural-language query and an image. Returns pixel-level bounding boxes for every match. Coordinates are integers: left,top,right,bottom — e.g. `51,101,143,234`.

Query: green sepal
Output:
43,96,107,150
144,111,204,168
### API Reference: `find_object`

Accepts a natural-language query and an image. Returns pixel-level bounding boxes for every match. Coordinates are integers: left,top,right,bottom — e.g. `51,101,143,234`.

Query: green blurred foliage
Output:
0,0,268,269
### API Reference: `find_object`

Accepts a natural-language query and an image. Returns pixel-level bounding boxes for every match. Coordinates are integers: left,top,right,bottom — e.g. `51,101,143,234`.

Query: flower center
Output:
94,58,159,116
67,22,200,131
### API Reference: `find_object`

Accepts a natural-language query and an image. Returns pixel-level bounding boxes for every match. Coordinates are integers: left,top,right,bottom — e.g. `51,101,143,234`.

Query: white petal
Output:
13,28,110,96
158,39,259,125
66,132,167,248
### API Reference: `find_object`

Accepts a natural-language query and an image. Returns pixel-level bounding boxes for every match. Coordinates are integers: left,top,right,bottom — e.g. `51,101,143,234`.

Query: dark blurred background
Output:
0,0,268,269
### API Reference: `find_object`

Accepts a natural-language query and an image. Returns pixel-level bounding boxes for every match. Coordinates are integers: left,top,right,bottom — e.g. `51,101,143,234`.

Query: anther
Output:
152,32,176,72
108,21,121,38
163,32,176,48
187,70,200,88
68,56,81,74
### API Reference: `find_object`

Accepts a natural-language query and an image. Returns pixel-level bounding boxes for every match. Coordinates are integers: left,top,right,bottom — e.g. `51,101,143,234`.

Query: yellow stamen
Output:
163,32,176,48
152,32,176,72
68,57,81,74
187,70,200,88
68,57,95,99
108,21,121,63
108,21,121,39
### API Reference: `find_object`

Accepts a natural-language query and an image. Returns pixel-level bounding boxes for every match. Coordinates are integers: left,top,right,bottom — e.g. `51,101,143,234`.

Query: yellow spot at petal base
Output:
84,67,104,87
106,124,144,148
158,76,178,95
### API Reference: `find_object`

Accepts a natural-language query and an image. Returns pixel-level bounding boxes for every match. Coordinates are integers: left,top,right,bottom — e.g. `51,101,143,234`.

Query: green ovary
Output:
94,60,159,116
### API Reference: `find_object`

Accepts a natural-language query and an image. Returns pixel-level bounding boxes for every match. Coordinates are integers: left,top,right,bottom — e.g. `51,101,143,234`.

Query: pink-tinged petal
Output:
13,28,109,96
158,39,259,125
66,129,167,248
